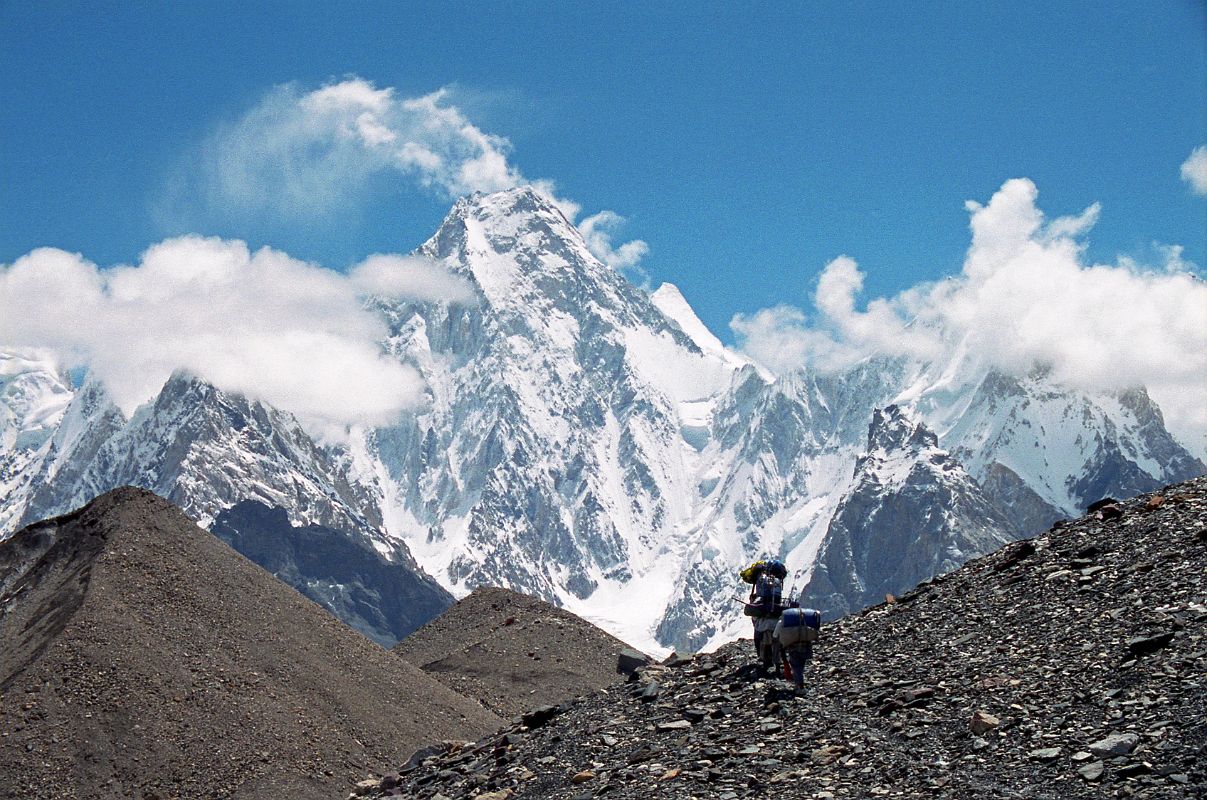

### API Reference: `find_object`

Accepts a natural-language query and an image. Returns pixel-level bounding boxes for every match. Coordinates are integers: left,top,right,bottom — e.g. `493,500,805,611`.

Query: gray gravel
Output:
355,477,1207,800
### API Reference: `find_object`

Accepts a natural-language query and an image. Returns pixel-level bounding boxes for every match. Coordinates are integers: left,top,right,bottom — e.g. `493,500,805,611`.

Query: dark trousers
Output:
785,643,812,688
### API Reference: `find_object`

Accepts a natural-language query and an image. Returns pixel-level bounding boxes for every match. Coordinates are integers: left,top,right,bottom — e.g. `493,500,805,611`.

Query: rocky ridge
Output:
394,586,645,719
353,476,1206,800
0,488,501,800
800,405,1017,617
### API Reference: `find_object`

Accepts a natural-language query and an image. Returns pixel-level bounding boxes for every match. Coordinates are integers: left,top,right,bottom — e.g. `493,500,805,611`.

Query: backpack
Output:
778,607,821,646
739,560,768,584
749,573,783,618
740,559,787,584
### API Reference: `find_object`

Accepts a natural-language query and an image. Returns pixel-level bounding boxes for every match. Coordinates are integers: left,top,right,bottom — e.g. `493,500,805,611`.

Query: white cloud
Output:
732,178,1207,451
730,305,829,374
579,210,650,273
1181,145,1207,195
349,253,475,304
0,237,474,436
188,77,638,267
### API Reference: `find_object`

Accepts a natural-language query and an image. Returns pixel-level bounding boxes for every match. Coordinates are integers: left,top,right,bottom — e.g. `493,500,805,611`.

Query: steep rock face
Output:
977,460,1063,534
355,187,738,640
211,501,452,647
18,376,127,527
801,406,1017,617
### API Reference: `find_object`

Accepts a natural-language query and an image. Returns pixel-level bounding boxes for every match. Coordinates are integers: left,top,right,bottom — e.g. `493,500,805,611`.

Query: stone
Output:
812,745,845,765
657,720,691,731
637,681,661,703
1126,632,1175,656
1087,732,1140,757
1077,760,1104,781
626,746,654,764
1086,497,1120,513
1029,747,1061,761
521,705,561,729
617,648,651,676
1115,762,1150,779
570,770,595,784
662,651,695,667
351,779,381,796
970,710,1000,735
476,791,513,800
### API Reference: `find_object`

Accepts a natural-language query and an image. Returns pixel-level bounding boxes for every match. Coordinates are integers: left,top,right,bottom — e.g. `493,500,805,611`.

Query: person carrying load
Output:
739,558,787,676
775,603,821,690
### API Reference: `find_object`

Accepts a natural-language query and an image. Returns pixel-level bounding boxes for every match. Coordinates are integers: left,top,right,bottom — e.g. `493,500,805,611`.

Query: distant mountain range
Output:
2,187,1202,651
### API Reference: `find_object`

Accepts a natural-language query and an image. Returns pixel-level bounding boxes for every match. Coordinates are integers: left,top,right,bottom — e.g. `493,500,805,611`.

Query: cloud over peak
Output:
185,77,643,269
732,178,1207,452
0,238,475,436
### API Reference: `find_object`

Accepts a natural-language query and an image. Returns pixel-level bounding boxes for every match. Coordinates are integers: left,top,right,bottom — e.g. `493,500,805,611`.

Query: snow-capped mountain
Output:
2,186,1202,653
0,351,74,533
799,405,1016,618
3,368,451,644
348,188,742,645
19,372,383,537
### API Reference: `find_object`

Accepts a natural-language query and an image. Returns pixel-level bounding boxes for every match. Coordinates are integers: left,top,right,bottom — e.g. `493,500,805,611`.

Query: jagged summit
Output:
802,406,1016,617
420,186,613,296
460,184,574,222
0,487,500,800
864,404,939,458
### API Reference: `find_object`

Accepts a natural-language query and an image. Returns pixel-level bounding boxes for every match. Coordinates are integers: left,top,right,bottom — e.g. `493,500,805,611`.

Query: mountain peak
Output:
867,404,938,454
443,185,575,236
420,185,600,291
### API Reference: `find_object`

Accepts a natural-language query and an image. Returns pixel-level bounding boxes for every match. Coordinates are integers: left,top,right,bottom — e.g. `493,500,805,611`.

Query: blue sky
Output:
2,1,1204,342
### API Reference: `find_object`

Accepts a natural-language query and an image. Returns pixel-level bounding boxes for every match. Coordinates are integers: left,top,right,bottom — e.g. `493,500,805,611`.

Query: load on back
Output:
741,559,787,617
778,606,821,645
